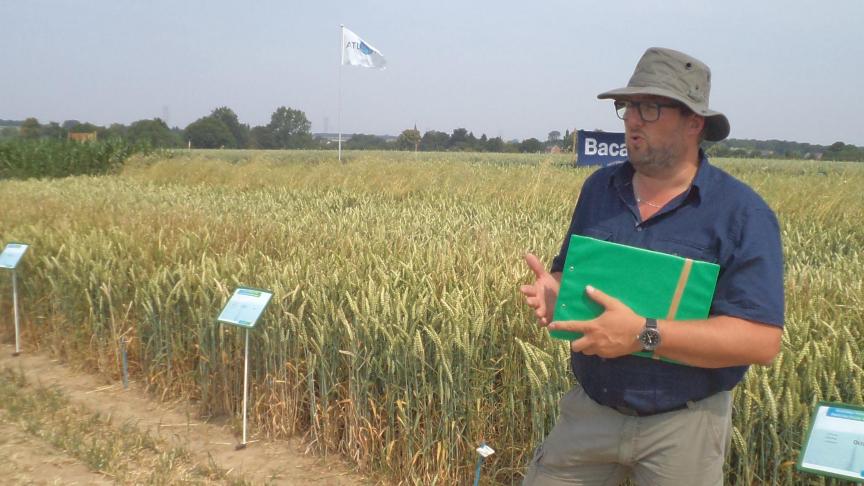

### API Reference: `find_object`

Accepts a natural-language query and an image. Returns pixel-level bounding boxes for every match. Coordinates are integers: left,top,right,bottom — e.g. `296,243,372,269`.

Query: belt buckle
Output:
614,405,640,417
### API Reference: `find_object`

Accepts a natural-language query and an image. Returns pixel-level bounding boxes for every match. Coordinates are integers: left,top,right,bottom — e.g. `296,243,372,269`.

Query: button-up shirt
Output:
551,153,784,415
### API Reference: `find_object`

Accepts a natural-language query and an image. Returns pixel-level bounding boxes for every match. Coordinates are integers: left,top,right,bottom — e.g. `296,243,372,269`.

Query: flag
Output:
341,26,386,69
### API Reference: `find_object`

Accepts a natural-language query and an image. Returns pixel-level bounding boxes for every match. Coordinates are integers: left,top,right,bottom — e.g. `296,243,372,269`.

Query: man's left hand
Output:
548,285,645,358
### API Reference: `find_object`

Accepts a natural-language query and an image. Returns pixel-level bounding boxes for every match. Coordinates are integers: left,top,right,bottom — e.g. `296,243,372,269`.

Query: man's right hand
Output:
519,253,561,327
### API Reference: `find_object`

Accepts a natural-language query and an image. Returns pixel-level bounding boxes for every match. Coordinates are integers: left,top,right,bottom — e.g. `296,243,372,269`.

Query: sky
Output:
2,0,863,146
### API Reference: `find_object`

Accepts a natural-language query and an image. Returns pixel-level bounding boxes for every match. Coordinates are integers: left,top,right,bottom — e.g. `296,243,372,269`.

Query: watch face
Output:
639,328,661,350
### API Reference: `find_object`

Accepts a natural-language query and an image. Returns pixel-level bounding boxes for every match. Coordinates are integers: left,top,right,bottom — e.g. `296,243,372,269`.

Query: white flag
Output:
341,26,386,69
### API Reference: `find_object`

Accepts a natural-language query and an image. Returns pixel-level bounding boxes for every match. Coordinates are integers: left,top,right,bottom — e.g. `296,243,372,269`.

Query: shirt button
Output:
602,388,608,393
636,227,643,232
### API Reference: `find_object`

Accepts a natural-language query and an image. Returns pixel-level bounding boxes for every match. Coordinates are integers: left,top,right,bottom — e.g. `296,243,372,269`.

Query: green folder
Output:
551,235,720,361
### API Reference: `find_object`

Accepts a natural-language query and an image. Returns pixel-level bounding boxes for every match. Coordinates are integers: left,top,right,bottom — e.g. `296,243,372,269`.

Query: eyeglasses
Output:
614,100,683,122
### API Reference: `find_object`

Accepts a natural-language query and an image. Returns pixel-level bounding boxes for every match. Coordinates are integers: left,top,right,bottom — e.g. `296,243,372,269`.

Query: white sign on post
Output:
1,243,28,356
798,402,864,482
0,243,28,269
217,287,273,328
216,286,273,450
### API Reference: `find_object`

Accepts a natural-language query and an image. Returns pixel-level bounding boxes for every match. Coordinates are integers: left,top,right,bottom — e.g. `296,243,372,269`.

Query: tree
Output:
465,131,478,150
69,122,100,134
249,126,275,149
705,143,732,158
420,130,450,151
127,118,179,147
267,106,312,149
345,133,389,150
185,116,234,148
519,138,543,153
0,127,18,139
103,123,128,140
484,136,505,153
41,122,66,140
548,130,561,143
20,117,41,139
823,141,864,161
211,107,250,148
449,128,469,150
396,128,421,151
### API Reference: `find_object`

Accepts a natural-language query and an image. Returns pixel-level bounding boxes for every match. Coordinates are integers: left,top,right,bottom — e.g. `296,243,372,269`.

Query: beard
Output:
626,130,688,174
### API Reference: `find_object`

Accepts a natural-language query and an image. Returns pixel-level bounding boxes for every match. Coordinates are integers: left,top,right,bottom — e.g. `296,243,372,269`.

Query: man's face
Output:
619,95,692,172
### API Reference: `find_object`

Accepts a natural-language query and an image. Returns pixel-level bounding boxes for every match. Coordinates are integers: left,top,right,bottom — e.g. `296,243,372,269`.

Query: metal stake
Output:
236,327,250,450
121,336,129,389
12,271,20,356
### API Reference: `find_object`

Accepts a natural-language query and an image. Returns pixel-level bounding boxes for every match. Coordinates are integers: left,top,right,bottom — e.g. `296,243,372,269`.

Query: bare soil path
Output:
0,344,371,485
0,420,113,485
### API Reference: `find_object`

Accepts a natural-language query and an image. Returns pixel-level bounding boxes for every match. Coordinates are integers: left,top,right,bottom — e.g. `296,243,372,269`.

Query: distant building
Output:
545,145,562,154
314,133,352,143
68,132,97,142
312,133,398,143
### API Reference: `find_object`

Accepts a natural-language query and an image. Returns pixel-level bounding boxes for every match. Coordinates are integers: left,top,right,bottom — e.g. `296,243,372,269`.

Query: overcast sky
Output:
2,0,863,145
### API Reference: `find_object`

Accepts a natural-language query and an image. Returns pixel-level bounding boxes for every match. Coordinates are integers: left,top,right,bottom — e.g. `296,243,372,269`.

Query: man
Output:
520,47,784,485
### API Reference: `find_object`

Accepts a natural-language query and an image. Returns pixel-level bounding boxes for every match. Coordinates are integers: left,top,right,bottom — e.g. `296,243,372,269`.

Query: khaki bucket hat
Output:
597,47,730,142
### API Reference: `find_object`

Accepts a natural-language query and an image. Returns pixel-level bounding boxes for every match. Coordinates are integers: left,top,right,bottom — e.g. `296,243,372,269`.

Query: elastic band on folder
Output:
666,258,693,320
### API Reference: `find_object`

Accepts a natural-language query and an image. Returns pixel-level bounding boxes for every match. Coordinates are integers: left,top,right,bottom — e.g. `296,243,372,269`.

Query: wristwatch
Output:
637,318,661,352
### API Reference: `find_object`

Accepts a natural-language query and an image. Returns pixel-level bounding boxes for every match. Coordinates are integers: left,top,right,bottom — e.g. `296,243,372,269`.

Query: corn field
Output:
0,138,142,179
0,150,861,485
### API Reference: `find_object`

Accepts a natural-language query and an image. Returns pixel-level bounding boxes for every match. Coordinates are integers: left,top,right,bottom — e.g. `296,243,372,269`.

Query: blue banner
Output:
576,130,628,167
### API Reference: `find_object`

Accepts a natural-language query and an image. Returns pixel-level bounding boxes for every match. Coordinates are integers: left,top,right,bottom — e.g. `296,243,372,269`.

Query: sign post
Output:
216,286,273,450
473,442,495,486
120,336,130,389
0,243,29,356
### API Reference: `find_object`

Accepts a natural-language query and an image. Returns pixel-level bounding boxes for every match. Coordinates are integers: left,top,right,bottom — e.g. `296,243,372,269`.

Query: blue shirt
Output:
550,153,784,415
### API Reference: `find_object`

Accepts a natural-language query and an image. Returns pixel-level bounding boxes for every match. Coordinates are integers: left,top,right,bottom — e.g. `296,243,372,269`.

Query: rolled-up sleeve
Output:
711,207,785,327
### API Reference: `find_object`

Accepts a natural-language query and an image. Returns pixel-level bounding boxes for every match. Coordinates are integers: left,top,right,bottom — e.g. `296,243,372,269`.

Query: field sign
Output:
217,287,272,328
798,401,864,482
0,243,29,269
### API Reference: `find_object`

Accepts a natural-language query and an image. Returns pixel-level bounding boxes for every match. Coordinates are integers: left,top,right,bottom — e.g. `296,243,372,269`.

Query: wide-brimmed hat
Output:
597,47,730,142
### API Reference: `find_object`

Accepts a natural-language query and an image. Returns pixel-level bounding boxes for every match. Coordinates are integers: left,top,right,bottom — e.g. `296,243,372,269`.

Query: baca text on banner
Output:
576,129,627,167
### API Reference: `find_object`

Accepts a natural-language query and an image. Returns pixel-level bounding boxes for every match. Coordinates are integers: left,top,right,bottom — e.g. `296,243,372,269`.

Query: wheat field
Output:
0,150,861,484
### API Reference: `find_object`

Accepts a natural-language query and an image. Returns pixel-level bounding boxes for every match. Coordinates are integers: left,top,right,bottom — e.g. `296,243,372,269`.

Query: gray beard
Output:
627,141,681,173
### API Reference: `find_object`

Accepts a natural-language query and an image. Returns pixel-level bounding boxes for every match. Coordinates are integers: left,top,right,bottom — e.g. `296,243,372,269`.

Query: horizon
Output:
2,1,863,146
2,118,859,149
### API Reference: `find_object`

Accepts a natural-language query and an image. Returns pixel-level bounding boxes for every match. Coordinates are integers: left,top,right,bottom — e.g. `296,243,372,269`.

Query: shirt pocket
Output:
652,237,718,264
581,227,613,242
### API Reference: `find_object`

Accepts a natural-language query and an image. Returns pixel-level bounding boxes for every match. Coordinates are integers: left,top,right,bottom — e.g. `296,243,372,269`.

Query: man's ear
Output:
689,114,706,138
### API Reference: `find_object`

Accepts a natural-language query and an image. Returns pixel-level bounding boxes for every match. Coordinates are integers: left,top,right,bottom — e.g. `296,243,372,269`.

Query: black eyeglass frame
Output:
614,100,684,122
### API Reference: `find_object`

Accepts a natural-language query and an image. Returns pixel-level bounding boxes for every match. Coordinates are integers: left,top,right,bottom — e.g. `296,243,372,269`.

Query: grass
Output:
0,149,862,484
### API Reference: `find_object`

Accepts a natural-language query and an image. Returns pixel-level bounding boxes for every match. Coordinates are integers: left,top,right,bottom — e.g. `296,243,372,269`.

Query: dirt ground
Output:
0,343,370,485
0,420,113,485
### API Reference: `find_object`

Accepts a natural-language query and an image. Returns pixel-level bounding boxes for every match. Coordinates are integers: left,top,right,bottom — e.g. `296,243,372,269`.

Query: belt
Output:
612,402,689,417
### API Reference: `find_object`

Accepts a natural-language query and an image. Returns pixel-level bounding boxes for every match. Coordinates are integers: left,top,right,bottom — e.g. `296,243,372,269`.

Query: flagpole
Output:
338,24,344,163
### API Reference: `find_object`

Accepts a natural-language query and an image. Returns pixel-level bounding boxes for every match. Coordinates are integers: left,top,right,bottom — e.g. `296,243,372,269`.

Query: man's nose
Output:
623,107,643,129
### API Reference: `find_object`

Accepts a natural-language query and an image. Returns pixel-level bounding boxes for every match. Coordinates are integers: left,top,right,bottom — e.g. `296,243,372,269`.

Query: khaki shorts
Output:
523,385,732,486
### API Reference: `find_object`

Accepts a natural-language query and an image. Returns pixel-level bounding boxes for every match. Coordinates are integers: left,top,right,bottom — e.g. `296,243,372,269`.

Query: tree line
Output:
0,107,572,153
4,109,862,160
0,106,315,150
705,138,864,162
